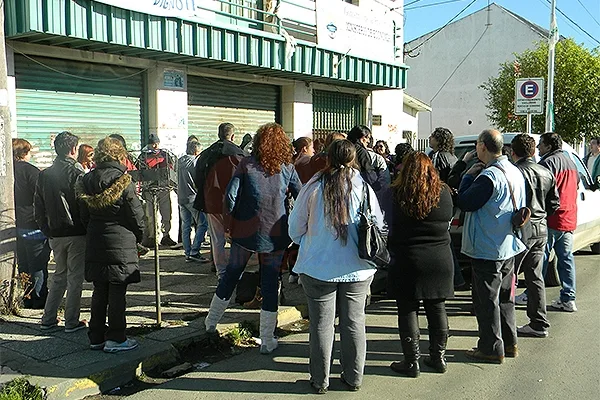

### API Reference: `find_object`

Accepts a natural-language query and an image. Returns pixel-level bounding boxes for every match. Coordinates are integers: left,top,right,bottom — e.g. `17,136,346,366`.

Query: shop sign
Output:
94,0,218,24
315,0,396,64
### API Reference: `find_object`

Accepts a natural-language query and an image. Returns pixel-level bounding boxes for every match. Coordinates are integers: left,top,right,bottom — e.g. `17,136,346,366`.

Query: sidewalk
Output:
0,246,308,399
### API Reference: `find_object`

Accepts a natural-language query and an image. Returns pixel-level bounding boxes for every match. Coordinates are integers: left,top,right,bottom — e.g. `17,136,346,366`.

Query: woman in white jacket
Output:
288,139,384,394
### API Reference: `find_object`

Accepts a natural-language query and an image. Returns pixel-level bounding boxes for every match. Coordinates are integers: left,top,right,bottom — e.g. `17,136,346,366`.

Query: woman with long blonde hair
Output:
204,123,302,355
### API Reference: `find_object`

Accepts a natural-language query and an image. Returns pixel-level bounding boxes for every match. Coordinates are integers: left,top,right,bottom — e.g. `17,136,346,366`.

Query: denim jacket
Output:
288,169,381,282
225,156,302,253
460,156,527,260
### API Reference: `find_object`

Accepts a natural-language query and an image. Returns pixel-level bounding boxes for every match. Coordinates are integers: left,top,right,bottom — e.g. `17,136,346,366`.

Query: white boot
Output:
259,310,279,354
204,294,230,333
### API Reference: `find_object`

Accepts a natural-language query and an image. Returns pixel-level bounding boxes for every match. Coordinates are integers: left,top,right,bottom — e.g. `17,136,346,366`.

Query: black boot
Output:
424,329,448,373
390,331,420,378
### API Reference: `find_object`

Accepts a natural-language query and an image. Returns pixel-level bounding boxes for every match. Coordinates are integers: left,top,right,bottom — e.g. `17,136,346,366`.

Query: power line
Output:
406,0,468,11
545,0,600,45
405,0,426,7
575,0,600,28
405,0,479,56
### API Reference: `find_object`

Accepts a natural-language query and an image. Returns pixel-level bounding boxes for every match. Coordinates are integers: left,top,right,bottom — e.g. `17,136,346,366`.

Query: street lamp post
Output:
545,0,558,132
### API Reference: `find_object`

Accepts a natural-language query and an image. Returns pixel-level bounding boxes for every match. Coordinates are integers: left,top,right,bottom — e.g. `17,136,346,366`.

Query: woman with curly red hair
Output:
204,123,302,354
384,152,454,377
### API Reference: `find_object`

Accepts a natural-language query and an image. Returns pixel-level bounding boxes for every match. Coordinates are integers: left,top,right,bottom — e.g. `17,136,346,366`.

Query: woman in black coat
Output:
76,137,144,353
386,152,454,377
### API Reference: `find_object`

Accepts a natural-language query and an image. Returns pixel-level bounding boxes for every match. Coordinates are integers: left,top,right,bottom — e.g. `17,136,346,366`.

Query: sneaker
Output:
160,236,177,247
200,241,211,249
103,338,139,353
186,254,211,263
340,374,360,391
288,274,299,284
517,324,548,338
170,242,184,250
549,298,577,312
65,321,88,333
90,342,106,350
137,243,150,256
515,292,528,306
40,320,60,330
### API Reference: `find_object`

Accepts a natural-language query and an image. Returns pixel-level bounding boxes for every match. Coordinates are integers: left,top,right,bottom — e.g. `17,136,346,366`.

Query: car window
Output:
567,151,593,189
455,145,475,161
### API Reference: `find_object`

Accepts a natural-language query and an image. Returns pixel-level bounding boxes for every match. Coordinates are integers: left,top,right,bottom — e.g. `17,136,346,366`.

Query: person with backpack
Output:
193,123,247,279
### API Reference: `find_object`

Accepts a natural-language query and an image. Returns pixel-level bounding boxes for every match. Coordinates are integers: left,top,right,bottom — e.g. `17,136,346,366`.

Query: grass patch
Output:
0,378,44,400
224,320,259,347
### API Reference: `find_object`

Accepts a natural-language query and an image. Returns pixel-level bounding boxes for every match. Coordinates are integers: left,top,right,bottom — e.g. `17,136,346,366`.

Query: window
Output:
568,151,593,189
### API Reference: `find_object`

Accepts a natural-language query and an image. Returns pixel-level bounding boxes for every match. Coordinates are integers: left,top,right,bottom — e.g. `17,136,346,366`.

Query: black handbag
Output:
357,182,390,268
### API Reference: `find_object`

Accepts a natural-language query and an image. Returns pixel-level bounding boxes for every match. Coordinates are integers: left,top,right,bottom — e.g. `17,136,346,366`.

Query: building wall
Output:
405,4,546,137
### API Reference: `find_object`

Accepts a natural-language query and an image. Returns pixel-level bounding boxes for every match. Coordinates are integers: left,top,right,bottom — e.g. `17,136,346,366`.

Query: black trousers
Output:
396,298,448,334
88,281,128,344
515,235,550,331
471,258,517,356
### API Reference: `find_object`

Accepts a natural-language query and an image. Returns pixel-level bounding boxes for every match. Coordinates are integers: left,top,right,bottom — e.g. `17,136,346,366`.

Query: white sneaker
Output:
549,298,577,312
517,324,548,338
288,274,299,284
103,338,139,353
515,292,528,306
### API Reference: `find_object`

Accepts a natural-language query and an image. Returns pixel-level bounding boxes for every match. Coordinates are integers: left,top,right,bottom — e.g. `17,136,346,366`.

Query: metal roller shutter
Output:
313,90,366,141
14,55,144,169
187,75,280,150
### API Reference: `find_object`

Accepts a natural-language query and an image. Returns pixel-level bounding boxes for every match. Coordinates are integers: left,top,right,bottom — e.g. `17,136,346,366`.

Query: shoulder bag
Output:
490,164,532,242
357,182,391,268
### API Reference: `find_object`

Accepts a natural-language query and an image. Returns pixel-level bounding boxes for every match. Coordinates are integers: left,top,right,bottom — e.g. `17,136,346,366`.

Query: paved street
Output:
127,251,600,400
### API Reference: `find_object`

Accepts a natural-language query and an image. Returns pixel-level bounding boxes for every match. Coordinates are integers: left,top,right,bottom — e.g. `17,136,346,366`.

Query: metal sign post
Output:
515,78,545,132
153,191,162,325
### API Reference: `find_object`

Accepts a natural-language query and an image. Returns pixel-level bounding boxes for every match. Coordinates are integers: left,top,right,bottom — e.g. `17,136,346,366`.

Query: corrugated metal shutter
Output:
187,75,280,150
14,55,144,169
313,90,366,141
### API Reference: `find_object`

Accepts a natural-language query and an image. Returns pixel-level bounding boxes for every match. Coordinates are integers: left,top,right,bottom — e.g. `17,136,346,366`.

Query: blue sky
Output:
403,0,600,49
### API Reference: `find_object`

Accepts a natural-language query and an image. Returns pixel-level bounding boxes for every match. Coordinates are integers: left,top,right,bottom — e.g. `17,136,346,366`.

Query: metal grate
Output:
312,90,365,141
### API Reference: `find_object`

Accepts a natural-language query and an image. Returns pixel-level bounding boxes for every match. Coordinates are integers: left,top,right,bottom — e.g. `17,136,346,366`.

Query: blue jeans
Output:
179,203,208,257
216,243,284,312
543,228,576,302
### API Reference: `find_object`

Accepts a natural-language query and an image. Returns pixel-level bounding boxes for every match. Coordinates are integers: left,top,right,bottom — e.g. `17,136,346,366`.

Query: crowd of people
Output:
11,122,581,391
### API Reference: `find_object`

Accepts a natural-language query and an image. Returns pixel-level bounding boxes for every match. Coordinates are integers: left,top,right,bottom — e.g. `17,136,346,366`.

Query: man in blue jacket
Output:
457,129,527,364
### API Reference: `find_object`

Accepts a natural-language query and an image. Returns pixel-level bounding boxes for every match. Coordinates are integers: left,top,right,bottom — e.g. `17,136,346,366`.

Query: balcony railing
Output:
209,0,317,43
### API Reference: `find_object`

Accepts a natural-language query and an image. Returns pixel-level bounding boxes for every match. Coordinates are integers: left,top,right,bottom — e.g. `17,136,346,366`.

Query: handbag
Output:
490,164,532,242
357,182,391,268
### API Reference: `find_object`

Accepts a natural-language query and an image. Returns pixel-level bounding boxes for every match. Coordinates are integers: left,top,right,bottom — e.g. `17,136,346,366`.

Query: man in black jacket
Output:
347,125,388,198
511,134,560,338
34,131,87,332
193,123,247,279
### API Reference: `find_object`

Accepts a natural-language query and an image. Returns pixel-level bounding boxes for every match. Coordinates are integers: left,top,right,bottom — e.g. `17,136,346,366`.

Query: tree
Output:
481,39,600,144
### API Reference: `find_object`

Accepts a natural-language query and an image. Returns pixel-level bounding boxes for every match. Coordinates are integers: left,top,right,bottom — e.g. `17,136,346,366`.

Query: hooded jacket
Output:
193,140,247,213
76,161,145,284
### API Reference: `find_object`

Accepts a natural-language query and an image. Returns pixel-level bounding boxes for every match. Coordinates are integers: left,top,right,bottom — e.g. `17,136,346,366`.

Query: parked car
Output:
450,133,600,287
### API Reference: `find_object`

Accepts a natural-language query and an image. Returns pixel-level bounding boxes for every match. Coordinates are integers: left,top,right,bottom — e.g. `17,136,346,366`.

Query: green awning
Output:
5,0,407,90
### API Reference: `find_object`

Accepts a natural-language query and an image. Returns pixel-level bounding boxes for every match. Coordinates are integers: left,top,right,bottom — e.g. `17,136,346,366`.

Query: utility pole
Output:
545,0,558,132
0,0,17,313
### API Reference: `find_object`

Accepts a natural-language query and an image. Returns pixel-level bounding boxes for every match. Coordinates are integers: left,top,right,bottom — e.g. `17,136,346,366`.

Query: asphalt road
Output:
126,251,600,400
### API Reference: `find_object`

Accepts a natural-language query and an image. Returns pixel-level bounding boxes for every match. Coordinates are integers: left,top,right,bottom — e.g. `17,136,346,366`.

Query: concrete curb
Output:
3,305,305,400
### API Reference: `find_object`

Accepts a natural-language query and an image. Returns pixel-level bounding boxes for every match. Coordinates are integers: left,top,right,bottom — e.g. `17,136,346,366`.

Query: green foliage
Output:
225,320,258,347
0,378,44,400
481,39,600,143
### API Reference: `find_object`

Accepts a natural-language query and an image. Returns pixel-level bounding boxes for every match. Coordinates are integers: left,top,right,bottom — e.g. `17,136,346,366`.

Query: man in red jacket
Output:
537,132,579,312
193,123,247,280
